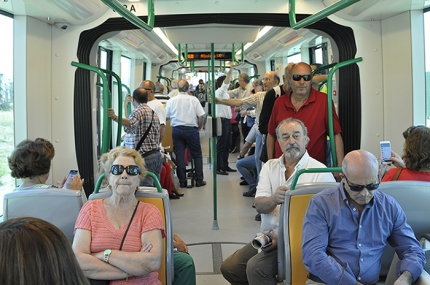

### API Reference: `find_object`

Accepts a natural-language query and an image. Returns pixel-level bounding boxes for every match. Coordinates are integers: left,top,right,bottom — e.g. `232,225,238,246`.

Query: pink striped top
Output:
75,199,165,285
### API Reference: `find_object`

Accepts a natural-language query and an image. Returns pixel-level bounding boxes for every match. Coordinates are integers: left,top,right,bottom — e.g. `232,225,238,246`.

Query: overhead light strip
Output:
153,28,179,55
236,26,273,55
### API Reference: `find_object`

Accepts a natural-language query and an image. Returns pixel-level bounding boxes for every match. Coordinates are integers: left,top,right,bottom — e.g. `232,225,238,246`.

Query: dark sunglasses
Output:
292,74,312,82
403,125,425,139
110,165,140,176
344,175,379,192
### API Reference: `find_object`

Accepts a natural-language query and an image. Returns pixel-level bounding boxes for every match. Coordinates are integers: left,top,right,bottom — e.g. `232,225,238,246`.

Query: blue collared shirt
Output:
302,183,425,285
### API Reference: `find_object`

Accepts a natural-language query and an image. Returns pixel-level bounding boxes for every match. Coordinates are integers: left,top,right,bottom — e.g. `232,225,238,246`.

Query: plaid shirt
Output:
123,104,160,155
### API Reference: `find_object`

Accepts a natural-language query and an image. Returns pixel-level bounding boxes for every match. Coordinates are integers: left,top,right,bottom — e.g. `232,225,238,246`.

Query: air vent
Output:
121,32,145,48
250,52,262,60
157,54,166,61
277,31,302,46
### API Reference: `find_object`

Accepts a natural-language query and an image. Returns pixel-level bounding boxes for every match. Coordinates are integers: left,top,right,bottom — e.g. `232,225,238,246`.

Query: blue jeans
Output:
172,126,204,183
217,118,232,171
254,132,263,181
140,151,163,187
236,154,258,190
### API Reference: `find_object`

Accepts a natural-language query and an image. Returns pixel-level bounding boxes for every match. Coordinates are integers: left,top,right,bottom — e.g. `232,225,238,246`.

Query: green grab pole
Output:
240,43,244,63
327,57,362,166
93,173,105,194
312,62,337,76
249,75,260,80
71,61,111,154
290,167,342,190
210,43,219,230
93,171,161,194
207,59,212,166
101,0,154,31
289,0,360,30
102,69,123,147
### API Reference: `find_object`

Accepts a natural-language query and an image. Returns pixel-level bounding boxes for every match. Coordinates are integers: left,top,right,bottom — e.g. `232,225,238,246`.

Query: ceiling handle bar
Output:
327,57,362,165
289,0,360,30
102,68,123,147
71,61,111,154
101,0,154,31
290,167,342,190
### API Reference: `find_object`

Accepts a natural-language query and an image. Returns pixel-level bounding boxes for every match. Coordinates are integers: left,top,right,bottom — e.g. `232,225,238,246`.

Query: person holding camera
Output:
221,118,335,285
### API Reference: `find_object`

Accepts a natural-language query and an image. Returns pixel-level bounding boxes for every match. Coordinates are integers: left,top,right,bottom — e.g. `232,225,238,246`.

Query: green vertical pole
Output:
207,59,212,168
211,43,219,230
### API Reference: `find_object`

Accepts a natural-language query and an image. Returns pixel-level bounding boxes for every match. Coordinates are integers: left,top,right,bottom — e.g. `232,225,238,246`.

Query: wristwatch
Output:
104,249,112,263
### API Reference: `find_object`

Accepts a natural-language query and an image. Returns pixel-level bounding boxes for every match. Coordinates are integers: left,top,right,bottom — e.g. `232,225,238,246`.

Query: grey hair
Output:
275,117,308,138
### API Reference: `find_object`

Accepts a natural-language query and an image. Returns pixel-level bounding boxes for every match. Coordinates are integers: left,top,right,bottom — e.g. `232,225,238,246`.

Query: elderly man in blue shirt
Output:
302,149,425,285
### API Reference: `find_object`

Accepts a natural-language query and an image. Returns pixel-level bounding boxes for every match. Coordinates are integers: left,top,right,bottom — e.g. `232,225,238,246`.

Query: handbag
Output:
88,202,140,285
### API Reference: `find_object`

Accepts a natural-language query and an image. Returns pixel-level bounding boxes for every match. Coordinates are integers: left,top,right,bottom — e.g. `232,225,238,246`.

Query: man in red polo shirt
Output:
267,62,344,166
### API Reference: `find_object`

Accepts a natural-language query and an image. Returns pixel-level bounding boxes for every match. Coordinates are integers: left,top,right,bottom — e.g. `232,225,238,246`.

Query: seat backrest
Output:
376,181,430,277
89,187,173,285
278,182,338,284
3,188,86,243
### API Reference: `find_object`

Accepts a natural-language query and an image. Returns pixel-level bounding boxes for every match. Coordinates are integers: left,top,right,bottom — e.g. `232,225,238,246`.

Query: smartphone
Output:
380,141,391,164
63,170,78,188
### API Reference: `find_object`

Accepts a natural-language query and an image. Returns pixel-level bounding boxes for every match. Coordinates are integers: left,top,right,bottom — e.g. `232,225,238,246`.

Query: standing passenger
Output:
267,62,344,166
140,80,166,142
108,88,162,186
215,66,236,175
165,80,206,188
168,80,179,98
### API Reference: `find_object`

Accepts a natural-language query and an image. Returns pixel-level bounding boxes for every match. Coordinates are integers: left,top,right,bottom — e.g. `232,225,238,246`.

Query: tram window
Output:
0,12,14,216
425,8,430,125
120,55,131,92
309,43,328,65
287,52,302,63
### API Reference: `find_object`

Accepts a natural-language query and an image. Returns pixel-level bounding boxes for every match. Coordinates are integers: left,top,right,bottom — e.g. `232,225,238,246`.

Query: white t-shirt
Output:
147,99,166,125
165,92,205,127
215,82,232,119
256,151,335,234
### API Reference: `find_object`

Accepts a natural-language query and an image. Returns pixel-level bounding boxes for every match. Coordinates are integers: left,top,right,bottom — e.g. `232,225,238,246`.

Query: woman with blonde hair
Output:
73,147,165,284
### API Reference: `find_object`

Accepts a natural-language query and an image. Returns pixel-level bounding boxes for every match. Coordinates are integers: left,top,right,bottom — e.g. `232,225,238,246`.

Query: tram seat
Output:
277,182,338,285
2,188,86,243
89,187,174,285
277,181,430,285
377,181,430,279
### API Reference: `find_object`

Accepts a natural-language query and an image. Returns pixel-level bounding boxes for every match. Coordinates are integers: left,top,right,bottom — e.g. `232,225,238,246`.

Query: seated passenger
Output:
0,217,88,285
8,138,84,191
72,147,165,284
173,234,196,285
221,118,335,285
382,125,430,181
302,150,425,285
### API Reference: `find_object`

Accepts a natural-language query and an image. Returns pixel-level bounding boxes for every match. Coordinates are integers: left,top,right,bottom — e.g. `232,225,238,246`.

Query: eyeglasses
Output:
403,125,425,139
292,74,312,82
110,165,140,176
344,175,379,192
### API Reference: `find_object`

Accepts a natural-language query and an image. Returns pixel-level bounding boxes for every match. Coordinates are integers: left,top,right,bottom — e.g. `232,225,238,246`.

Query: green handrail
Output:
232,43,244,64
289,0,360,30
312,62,337,76
249,75,260,80
290,167,342,190
318,79,327,91
93,171,162,194
71,61,111,154
327,57,363,165
157,76,171,87
178,44,188,66
101,0,154,31
102,69,123,147
210,43,219,230
113,82,132,118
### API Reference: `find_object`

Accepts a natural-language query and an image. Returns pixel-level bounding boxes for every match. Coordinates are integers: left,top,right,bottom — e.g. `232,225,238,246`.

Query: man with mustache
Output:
221,118,335,285
266,62,344,167
302,150,425,285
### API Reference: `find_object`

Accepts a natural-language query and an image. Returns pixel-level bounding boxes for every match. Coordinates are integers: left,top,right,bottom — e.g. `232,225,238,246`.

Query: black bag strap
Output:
135,110,154,152
119,201,140,250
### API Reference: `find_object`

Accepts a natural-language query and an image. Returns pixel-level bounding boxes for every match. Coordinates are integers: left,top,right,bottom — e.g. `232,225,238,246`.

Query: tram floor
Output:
170,151,262,284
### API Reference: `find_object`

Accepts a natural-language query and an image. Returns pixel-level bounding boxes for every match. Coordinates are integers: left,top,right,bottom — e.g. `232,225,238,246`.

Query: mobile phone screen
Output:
380,142,391,163
63,170,78,188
